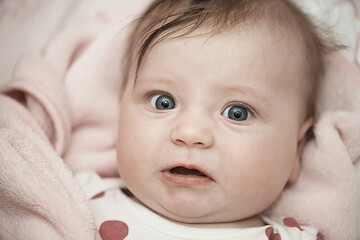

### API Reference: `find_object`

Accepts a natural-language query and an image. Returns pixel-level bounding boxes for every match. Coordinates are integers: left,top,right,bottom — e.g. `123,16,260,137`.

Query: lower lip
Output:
161,171,214,186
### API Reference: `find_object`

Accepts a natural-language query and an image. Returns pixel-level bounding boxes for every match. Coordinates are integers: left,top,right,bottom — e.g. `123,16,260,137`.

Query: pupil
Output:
162,99,170,108
233,110,242,119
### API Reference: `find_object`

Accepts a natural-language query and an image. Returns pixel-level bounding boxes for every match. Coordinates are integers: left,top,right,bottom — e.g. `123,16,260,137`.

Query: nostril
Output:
174,139,204,147
174,138,185,146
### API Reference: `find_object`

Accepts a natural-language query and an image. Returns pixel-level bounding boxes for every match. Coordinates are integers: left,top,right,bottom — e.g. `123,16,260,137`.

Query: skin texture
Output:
117,25,313,228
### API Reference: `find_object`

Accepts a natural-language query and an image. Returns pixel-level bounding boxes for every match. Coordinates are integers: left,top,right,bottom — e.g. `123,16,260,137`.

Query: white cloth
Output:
76,171,320,240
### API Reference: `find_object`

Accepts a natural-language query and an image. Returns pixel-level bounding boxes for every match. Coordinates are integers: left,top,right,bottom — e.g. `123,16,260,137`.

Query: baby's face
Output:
117,26,310,225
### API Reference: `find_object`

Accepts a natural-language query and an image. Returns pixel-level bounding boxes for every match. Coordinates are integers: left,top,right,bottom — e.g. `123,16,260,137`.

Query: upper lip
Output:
162,164,214,180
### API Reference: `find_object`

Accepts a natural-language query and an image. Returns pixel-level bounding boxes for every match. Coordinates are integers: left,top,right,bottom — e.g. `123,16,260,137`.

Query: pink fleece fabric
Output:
0,2,359,240
0,21,131,239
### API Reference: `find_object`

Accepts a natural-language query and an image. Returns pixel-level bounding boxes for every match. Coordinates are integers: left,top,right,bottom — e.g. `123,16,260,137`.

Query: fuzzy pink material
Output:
0,4,359,240
0,22,129,239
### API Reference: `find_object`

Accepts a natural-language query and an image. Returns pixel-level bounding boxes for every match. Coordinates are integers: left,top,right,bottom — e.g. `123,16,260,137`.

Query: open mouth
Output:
162,166,213,186
169,166,208,177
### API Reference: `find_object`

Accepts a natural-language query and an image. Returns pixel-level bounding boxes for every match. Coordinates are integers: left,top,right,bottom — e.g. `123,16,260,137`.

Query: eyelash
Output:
147,91,175,101
222,102,255,115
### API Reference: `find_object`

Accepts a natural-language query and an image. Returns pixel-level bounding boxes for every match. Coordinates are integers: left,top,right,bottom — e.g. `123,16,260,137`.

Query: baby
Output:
76,0,336,239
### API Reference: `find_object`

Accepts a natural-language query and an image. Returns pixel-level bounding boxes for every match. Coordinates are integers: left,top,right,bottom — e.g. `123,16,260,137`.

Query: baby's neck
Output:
169,215,266,229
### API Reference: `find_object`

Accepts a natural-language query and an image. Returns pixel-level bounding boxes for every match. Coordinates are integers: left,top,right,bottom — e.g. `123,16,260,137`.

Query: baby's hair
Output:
123,0,340,117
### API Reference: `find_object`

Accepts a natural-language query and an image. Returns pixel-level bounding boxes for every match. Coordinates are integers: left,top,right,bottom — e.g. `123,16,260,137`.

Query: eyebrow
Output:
134,76,180,89
217,84,270,104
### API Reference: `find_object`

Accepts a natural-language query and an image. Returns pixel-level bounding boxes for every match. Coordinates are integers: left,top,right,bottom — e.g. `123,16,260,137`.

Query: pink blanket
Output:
0,4,359,240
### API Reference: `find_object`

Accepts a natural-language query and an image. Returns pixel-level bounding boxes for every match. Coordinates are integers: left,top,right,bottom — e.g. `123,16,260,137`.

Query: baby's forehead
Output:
141,21,308,75
136,11,309,71
130,23,309,100
138,25,306,93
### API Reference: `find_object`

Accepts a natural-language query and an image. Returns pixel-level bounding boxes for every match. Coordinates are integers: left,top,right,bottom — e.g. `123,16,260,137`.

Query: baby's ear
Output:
288,117,314,184
296,117,314,158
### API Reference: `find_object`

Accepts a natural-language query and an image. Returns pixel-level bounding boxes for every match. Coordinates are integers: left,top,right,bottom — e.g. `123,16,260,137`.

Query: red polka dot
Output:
317,233,324,240
265,227,282,240
99,220,129,240
91,192,105,200
283,217,304,231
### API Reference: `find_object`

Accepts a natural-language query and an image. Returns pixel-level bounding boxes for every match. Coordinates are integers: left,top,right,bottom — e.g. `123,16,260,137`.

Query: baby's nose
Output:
170,116,214,149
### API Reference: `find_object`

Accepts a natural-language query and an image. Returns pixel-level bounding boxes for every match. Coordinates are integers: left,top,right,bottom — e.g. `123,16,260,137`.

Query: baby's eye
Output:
222,105,250,121
150,94,175,110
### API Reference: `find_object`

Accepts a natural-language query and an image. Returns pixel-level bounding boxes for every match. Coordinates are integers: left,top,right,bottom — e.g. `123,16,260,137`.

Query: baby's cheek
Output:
117,136,139,176
117,153,141,191
224,158,287,211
